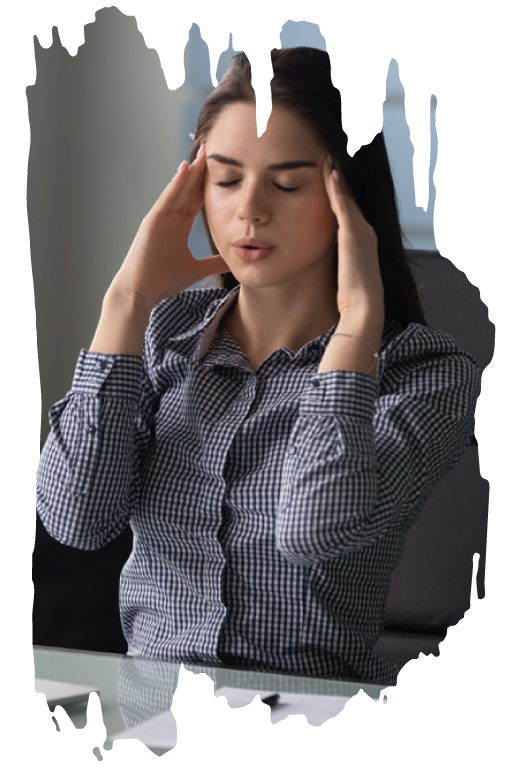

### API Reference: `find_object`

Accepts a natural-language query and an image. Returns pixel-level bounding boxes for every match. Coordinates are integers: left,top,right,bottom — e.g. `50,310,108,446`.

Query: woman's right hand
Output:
109,144,229,312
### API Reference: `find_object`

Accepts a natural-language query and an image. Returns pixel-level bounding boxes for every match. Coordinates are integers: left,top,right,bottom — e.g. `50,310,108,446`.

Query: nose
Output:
237,179,270,224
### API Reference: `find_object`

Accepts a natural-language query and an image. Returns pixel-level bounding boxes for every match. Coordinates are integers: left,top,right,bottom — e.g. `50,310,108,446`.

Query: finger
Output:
188,149,207,193
323,156,349,222
184,143,206,177
192,142,206,165
150,156,204,223
173,145,207,210
322,154,340,194
175,144,206,177
152,145,206,212
325,154,356,201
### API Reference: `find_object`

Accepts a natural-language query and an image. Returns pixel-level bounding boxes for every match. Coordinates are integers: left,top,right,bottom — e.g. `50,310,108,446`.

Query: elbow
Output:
275,526,322,567
275,481,380,565
37,509,109,552
37,513,105,551
276,540,326,568
275,509,372,567
36,492,124,551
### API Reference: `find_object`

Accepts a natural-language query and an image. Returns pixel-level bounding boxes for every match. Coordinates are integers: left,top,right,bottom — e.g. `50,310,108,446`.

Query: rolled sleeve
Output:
276,330,481,568
72,349,144,399
37,350,152,550
277,371,379,566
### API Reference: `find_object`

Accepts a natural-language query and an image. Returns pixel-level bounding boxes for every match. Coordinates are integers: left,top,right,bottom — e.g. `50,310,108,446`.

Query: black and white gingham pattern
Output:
37,285,481,685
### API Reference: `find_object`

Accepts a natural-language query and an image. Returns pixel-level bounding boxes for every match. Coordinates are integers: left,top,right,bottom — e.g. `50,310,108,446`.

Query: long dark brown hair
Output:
189,47,426,327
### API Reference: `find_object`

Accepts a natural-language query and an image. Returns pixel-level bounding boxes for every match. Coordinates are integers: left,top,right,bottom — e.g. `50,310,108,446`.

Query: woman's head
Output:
201,101,339,297
190,47,426,326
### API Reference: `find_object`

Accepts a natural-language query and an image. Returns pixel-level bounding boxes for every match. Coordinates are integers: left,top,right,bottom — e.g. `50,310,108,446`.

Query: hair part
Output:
190,47,426,327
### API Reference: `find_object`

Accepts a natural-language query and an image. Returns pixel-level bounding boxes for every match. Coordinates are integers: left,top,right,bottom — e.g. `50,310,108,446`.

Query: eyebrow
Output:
206,154,317,171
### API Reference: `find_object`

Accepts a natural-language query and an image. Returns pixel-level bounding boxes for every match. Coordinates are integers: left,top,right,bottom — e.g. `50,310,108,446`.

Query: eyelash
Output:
215,180,298,193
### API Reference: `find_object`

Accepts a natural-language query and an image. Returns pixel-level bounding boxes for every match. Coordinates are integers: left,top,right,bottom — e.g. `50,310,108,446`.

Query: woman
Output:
36,48,480,685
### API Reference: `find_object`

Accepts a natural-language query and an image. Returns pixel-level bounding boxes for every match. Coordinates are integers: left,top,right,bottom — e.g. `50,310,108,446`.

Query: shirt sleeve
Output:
275,325,481,567
36,349,159,550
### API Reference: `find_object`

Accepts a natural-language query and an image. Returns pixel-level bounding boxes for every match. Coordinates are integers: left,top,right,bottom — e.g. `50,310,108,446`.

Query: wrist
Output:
317,307,384,377
89,282,155,356
105,278,156,319
335,306,384,351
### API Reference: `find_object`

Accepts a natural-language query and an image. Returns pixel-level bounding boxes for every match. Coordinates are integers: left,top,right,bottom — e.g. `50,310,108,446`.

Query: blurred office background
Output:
28,8,438,449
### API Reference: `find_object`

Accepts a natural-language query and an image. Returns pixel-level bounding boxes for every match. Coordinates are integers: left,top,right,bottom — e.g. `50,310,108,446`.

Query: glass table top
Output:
34,645,386,755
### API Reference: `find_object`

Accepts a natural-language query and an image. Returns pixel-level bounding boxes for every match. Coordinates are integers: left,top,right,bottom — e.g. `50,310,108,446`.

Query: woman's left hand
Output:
323,154,385,332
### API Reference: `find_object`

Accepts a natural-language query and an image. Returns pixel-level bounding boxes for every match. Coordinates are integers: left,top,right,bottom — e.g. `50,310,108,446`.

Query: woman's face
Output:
203,102,338,292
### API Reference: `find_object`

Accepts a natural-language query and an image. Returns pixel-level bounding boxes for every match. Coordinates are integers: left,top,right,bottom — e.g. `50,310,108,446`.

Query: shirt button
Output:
86,425,97,434
311,379,320,387
288,447,296,455
96,360,107,371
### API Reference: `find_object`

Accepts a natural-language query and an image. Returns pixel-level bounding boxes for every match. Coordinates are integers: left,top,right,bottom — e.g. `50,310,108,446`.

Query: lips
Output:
233,237,274,249
233,246,275,262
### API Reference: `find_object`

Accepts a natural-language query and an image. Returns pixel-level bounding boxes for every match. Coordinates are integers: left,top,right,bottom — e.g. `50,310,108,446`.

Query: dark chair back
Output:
373,250,493,670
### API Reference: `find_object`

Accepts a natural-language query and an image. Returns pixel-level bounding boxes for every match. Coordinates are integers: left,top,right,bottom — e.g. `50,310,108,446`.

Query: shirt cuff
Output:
300,370,378,421
72,349,144,399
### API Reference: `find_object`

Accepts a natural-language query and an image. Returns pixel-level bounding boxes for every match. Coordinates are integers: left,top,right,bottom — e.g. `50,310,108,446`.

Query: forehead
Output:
206,102,325,158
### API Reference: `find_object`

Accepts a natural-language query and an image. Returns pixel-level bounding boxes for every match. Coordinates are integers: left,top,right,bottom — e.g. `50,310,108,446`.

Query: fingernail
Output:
197,143,205,157
332,169,340,183
177,160,187,173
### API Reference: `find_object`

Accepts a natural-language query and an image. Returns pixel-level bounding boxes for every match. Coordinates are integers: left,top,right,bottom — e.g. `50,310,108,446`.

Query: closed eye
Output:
215,180,298,192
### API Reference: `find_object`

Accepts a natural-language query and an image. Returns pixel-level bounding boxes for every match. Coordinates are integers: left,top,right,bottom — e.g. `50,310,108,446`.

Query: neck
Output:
224,286,340,356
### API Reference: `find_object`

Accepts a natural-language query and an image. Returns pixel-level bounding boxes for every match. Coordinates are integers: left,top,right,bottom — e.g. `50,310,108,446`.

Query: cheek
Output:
297,196,337,241
203,183,216,220
203,194,219,249
204,188,239,259
204,186,231,238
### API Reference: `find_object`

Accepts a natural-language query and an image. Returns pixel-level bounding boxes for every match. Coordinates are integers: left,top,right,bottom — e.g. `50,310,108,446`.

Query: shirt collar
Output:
194,284,242,362
195,285,336,365
176,283,405,364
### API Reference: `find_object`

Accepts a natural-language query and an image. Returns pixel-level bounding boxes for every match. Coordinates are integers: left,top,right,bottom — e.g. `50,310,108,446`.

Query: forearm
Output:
36,350,151,549
276,371,379,565
317,307,384,376
89,281,155,356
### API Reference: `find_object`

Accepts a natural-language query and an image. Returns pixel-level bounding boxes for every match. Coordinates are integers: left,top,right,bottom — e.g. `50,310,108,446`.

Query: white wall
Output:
28,10,436,444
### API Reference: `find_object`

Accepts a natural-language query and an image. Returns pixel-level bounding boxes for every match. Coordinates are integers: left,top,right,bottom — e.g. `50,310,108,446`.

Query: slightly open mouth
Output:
233,244,275,261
